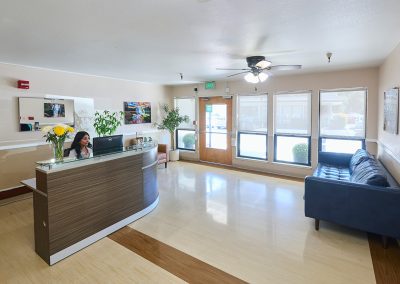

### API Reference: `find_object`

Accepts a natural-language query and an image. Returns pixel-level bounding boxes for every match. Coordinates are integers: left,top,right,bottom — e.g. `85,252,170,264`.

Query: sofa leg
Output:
382,236,388,249
315,219,320,231
165,162,167,168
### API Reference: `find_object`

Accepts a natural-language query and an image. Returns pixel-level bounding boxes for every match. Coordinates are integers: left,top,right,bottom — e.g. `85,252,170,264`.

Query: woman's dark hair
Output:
70,131,92,158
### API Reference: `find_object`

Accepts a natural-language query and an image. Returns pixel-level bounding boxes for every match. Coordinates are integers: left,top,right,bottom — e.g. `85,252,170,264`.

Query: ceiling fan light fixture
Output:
244,73,259,83
255,60,271,69
258,72,268,82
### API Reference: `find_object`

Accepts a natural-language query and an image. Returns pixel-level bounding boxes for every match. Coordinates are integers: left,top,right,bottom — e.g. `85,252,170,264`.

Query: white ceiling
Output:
1,0,400,85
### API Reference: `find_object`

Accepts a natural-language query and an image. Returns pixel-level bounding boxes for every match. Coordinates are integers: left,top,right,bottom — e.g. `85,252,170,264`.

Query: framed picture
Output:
44,102,66,118
123,102,151,124
383,88,399,134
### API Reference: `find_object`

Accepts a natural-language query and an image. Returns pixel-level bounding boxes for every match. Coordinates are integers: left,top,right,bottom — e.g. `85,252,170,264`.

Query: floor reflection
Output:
147,162,375,284
205,174,228,224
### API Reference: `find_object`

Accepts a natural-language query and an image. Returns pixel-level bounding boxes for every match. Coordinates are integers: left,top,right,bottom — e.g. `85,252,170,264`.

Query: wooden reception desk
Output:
24,144,158,265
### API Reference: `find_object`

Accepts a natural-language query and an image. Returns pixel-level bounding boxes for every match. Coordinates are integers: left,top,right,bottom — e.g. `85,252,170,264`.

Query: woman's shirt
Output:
68,147,92,159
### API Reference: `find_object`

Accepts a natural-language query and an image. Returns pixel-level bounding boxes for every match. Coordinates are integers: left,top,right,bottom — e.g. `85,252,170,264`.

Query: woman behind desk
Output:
67,131,92,159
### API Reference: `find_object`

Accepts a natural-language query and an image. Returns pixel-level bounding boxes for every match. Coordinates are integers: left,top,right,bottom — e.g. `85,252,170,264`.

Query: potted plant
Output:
93,110,124,137
182,133,195,149
155,104,189,161
292,143,309,164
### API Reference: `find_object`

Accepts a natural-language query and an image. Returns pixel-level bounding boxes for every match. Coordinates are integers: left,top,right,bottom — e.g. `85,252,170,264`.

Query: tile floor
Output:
0,162,375,283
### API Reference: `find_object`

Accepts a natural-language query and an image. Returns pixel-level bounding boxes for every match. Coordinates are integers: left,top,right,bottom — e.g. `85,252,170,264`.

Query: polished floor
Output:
0,162,381,283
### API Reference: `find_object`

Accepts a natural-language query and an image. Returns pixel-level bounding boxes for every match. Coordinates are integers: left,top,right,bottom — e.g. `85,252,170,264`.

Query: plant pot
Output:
169,149,180,161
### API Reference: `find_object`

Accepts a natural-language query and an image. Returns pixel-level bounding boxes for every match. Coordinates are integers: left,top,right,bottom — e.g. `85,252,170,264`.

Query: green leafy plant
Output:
182,133,195,149
292,143,308,164
155,104,189,150
93,110,124,137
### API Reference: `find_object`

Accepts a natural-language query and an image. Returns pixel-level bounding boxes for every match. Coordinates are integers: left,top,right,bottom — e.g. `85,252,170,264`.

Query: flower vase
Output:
52,140,64,162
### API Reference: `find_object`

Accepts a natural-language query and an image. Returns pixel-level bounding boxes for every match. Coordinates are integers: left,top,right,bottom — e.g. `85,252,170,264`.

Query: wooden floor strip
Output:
109,226,248,284
0,185,31,200
368,233,400,284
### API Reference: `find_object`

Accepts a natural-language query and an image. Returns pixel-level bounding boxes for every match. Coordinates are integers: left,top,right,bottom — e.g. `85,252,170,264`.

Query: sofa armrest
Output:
304,176,400,238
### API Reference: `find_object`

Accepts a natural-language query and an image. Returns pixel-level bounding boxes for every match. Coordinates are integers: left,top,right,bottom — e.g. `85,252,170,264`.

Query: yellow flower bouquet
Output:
42,124,75,161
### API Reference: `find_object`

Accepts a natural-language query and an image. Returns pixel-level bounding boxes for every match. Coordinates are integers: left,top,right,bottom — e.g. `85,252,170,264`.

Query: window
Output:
237,95,268,160
205,104,228,150
319,89,366,154
175,98,196,151
274,92,312,165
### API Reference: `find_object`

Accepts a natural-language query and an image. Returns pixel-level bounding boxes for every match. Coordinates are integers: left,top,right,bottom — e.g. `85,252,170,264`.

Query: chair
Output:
157,144,168,168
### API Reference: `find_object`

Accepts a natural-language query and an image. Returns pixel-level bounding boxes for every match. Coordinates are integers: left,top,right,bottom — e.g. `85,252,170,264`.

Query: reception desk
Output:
24,144,159,265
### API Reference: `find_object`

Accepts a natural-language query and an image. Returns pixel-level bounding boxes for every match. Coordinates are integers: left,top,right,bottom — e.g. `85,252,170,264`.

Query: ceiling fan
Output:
217,56,301,83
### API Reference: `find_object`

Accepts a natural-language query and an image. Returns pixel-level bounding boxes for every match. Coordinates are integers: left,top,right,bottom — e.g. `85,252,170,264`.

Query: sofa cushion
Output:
350,159,390,187
314,164,351,181
349,149,372,174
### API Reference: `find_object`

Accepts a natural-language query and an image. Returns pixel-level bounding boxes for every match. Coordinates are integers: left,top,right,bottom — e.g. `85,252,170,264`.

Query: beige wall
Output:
0,61,386,187
0,62,171,189
0,62,172,145
378,42,400,182
171,67,379,178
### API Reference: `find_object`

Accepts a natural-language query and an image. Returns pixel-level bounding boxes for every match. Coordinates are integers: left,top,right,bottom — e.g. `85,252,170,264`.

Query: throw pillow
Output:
349,149,372,174
350,158,390,187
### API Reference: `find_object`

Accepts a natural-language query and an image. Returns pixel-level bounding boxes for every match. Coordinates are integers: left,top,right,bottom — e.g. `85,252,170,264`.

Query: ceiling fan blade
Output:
253,35,269,52
216,68,250,71
227,71,250,77
268,65,302,71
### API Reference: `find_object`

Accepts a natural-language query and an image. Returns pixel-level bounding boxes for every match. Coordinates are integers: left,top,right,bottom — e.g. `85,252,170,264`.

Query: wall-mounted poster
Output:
383,88,399,134
124,102,151,124
44,102,65,118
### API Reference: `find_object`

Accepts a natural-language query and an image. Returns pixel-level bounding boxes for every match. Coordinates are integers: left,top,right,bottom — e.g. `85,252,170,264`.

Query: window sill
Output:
235,156,269,163
235,157,312,169
272,161,312,169
177,149,196,153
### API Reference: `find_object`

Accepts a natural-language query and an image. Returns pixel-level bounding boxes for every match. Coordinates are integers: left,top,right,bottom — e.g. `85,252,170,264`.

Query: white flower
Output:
41,126,53,133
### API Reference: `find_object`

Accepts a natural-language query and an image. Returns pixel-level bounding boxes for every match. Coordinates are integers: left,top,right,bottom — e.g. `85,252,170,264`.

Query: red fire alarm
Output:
17,80,29,89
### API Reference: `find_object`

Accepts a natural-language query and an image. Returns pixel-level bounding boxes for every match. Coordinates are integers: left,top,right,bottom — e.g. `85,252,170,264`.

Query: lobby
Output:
1,1,400,283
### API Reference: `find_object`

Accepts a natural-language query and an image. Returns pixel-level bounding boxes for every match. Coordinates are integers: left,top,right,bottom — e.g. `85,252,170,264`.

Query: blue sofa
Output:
304,149,400,246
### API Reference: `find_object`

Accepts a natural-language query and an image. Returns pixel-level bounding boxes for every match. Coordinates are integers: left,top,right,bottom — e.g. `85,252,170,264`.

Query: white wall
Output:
378,42,400,182
171,67,379,178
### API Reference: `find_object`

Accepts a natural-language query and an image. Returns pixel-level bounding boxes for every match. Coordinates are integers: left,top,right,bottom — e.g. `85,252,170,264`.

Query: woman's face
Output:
80,134,90,147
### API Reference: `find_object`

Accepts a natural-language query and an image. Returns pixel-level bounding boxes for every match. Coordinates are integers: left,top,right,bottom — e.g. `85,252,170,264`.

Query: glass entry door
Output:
199,96,232,165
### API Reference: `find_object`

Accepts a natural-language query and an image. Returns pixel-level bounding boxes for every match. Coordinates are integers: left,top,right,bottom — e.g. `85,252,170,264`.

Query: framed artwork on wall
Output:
383,87,399,134
123,102,151,124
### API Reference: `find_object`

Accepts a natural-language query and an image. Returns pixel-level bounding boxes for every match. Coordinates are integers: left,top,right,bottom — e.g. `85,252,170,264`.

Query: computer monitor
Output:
93,135,123,156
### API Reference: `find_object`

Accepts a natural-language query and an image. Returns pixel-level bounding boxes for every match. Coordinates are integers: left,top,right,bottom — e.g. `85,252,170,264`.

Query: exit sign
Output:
205,81,215,89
